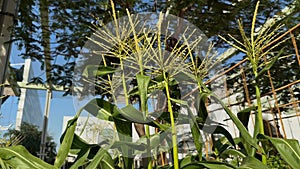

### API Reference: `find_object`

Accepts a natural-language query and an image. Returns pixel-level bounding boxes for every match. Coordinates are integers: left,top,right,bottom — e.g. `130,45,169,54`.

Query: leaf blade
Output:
258,134,300,169
0,145,57,169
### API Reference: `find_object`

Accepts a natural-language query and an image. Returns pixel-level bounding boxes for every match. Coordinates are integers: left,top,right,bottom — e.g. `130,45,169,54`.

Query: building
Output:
0,59,43,131
15,59,43,129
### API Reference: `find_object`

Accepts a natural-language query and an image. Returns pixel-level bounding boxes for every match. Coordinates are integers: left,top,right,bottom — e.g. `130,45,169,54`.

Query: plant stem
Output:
163,71,179,169
253,71,267,164
134,47,152,169
143,101,152,169
253,76,264,137
135,56,152,169
119,59,135,169
145,125,152,169
120,59,129,105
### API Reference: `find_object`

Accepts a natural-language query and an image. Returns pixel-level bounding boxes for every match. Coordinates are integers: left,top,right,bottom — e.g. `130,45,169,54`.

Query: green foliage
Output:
267,154,291,169
181,161,236,169
238,156,269,169
2,0,299,169
212,94,260,152
54,115,78,168
187,107,203,159
0,145,57,169
13,0,299,98
259,134,300,169
3,123,56,164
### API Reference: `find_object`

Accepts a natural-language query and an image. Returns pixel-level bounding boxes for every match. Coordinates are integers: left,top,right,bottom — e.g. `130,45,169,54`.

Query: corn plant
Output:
219,1,285,142
1,1,300,169
219,1,300,168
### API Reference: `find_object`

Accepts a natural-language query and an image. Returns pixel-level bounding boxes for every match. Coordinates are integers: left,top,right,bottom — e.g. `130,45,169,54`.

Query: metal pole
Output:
39,89,52,160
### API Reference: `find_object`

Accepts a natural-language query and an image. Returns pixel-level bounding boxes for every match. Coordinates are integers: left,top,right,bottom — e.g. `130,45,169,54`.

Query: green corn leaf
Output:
0,158,9,169
136,74,151,119
0,145,57,169
55,115,79,168
237,106,256,129
182,161,236,169
197,92,209,123
128,74,165,97
170,98,188,105
238,156,269,169
83,98,119,121
111,132,165,155
82,65,116,78
69,134,98,150
202,125,236,148
211,94,260,153
119,104,152,123
111,140,146,152
258,134,300,169
119,104,170,131
99,152,115,169
237,106,257,155
69,148,90,169
187,106,203,159
84,99,135,168
220,149,246,159
86,145,113,169
113,118,133,168
67,133,101,160
135,132,162,150
238,106,257,114
180,156,194,168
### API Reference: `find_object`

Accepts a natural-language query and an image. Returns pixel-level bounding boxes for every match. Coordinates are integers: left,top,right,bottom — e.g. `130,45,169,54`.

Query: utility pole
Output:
0,0,18,107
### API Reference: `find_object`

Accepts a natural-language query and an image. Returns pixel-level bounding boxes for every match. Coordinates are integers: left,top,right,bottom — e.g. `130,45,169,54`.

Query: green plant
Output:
3,123,57,164
0,130,23,148
267,154,291,169
219,0,289,165
0,1,300,169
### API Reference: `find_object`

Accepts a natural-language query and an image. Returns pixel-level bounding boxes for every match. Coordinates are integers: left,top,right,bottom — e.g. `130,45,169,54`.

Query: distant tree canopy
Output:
4,123,57,164
12,0,300,103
